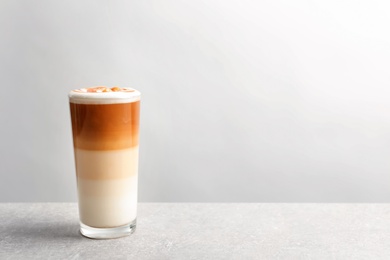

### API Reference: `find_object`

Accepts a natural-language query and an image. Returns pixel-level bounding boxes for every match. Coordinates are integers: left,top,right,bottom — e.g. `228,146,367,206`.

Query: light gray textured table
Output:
1,203,390,259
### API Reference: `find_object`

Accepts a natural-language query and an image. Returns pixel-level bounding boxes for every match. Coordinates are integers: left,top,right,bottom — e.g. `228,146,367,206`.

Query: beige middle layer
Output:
74,147,139,180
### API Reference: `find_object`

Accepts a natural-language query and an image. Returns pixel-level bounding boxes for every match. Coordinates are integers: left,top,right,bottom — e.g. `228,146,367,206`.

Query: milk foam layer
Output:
69,86,141,104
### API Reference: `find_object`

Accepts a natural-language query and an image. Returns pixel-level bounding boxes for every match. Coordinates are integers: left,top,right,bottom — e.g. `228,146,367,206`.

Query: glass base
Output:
80,219,136,239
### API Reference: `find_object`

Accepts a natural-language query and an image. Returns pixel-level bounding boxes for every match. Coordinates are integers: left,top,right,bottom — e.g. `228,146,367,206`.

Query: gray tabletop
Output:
1,203,390,259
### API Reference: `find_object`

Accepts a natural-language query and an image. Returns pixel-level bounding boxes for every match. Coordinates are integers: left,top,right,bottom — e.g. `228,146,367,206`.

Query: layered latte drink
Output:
69,86,140,239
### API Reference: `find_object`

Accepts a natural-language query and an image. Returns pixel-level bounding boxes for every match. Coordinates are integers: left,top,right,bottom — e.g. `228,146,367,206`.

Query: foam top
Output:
69,86,141,104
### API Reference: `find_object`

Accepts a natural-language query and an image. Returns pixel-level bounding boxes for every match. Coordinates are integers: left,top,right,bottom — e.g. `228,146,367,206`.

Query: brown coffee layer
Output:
70,101,140,150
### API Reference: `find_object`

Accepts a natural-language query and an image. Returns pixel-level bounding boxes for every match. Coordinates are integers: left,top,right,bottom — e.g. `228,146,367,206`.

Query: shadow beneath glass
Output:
5,221,83,242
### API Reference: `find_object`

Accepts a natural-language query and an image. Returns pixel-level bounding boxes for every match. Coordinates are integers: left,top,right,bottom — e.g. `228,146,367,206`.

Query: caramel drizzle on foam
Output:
73,86,135,93
70,101,140,150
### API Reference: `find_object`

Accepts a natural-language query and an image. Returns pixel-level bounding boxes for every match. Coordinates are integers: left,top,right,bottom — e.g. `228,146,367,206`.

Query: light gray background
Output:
1,0,390,202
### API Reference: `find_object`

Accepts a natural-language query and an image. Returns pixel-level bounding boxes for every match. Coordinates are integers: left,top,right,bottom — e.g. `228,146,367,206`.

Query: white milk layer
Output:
75,147,139,228
78,176,138,228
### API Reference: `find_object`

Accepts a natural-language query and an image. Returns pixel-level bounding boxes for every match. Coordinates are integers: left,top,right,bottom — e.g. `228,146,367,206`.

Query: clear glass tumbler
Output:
69,86,140,239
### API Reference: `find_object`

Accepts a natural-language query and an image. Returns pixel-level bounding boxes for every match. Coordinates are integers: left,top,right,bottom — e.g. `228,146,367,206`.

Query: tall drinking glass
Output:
69,86,140,239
